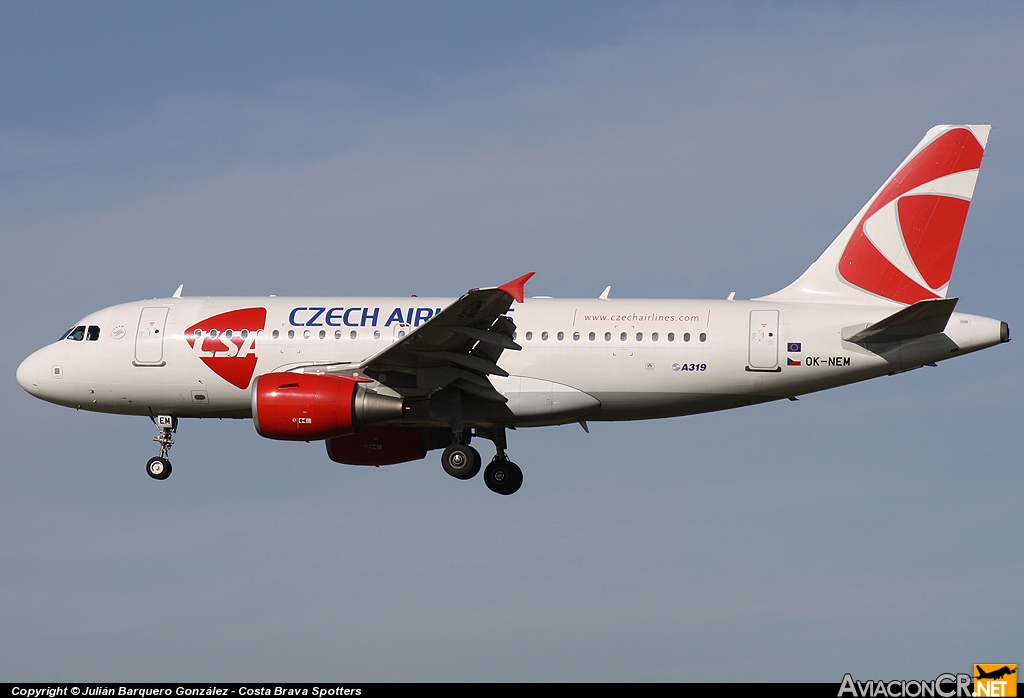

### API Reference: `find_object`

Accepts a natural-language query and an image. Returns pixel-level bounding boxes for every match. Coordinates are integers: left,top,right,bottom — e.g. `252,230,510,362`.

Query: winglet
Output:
172,284,184,298
497,272,535,303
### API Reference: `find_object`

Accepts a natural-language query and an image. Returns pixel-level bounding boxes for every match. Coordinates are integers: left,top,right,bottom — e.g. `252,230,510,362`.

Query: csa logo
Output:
838,127,984,305
185,308,267,389
975,665,1017,697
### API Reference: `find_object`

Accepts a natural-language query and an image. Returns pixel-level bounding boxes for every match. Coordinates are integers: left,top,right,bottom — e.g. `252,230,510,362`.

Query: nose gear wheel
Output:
146,456,172,480
147,415,177,481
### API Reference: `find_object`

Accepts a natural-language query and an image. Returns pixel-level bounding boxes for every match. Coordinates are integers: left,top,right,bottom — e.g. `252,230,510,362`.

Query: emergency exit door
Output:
748,309,779,370
135,307,169,366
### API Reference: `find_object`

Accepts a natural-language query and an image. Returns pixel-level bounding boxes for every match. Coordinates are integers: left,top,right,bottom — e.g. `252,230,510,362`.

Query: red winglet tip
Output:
497,272,535,304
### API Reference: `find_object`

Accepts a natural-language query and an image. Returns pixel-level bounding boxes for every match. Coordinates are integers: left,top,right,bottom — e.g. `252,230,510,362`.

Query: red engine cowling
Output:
252,373,403,441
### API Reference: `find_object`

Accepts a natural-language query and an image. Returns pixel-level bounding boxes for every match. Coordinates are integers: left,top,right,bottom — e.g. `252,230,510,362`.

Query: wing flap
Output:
453,378,509,403
450,325,522,351
437,351,509,377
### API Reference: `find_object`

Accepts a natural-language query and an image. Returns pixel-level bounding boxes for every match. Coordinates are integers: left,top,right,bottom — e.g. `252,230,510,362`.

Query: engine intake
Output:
252,373,403,441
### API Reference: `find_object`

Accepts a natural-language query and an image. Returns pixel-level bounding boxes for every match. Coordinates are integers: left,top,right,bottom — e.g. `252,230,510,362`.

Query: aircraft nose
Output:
16,352,41,395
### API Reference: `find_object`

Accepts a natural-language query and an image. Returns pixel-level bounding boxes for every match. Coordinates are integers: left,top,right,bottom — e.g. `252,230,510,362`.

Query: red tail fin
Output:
762,125,990,305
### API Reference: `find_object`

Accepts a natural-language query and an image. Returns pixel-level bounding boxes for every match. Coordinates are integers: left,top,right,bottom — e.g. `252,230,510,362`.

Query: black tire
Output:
146,456,172,480
464,455,482,480
483,458,523,495
441,444,481,480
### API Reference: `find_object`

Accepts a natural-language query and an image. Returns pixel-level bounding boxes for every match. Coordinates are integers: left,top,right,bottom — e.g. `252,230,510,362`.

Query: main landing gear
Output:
441,427,522,495
146,414,176,480
441,442,481,480
483,456,523,496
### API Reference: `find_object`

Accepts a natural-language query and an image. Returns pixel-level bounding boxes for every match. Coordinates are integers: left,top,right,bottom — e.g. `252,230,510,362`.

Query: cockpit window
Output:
87,326,100,341
64,326,86,341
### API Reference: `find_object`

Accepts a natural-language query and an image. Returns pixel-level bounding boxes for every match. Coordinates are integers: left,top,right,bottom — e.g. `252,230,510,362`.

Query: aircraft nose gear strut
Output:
147,414,177,480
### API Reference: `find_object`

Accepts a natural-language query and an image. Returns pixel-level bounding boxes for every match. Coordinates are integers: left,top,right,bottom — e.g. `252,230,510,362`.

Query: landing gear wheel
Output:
441,444,481,480
484,458,523,495
146,456,172,480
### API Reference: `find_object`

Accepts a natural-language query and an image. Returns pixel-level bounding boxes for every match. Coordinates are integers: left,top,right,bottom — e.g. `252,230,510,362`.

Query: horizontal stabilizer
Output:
843,298,958,343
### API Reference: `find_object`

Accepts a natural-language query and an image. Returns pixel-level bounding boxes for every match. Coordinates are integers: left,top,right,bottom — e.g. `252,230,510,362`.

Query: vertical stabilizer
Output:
760,125,990,305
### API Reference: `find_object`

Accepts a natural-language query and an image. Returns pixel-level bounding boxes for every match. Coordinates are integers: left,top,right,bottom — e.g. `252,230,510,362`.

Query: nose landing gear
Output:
147,415,176,480
146,456,171,480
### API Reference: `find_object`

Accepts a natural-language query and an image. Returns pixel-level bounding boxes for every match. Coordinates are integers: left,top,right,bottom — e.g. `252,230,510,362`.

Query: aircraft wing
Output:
358,273,534,402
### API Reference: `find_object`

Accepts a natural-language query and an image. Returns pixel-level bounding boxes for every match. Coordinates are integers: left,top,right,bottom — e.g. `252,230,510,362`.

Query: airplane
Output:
16,124,1010,495
975,666,1016,681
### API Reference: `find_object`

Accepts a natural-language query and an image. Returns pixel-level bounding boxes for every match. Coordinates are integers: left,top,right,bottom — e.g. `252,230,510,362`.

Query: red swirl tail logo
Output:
838,127,985,304
185,308,267,389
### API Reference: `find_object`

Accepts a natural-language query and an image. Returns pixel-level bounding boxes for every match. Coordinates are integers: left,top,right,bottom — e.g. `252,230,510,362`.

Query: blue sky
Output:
2,1,1021,681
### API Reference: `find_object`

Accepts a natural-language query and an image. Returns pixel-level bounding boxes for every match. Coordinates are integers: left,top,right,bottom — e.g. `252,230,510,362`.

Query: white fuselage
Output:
16,294,1005,428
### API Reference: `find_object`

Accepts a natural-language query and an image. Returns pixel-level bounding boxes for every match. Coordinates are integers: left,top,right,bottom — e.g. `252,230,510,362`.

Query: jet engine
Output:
252,373,403,441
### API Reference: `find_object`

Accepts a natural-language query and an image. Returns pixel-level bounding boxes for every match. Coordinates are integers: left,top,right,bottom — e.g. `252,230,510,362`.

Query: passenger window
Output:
373,330,381,339
604,332,611,341
87,326,100,341
684,332,690,342
225,330,233,339
319,330,326,339
573,332,580,341
335,330,342,339
303,330,310,339
620,332,627,342
668,333,675,342
67,326,86,341
526,332,533,341
636,332,643,341
210,329,219,338
700,333,707,342
589,332,596,341
557,332,564,341
541,332,549,341
350,330,357,339
287,330,295,339
652,332,659,342
241,330,249,338
272,330,280,339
